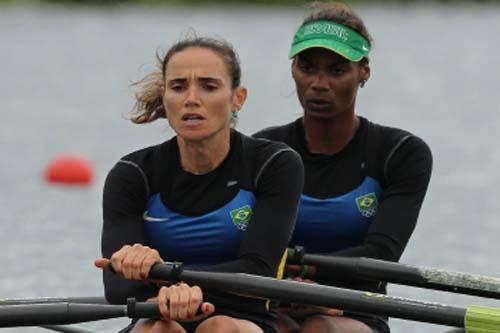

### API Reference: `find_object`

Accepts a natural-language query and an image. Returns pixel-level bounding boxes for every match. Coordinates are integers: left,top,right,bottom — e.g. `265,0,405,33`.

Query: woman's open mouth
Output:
306,98,332,111
181,113,205,126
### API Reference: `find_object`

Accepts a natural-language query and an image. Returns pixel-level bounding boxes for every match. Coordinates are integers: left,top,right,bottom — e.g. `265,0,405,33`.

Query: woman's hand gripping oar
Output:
95,244,214,322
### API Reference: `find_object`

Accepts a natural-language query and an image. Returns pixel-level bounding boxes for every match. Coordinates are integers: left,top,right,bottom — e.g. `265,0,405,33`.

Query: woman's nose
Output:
311,73,329,91
184,86,201,107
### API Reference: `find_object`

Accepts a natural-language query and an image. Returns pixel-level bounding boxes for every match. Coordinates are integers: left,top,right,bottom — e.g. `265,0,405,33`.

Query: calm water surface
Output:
1,3,500,332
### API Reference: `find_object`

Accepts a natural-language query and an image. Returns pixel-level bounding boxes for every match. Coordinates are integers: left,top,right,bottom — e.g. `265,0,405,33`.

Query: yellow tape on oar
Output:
465,305,500,333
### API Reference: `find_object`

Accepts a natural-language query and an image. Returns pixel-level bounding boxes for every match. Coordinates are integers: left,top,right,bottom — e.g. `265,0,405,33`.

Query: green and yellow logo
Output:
355,192,378,218
230,205,253,231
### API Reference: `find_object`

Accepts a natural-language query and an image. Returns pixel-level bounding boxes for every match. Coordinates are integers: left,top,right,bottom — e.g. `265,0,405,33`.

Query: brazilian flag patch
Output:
230,205,253,231
355,192,378,218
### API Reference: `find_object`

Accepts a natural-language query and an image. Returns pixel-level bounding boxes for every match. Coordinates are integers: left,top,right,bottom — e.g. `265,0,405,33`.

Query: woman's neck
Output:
177,129,231,175
303,113,359,154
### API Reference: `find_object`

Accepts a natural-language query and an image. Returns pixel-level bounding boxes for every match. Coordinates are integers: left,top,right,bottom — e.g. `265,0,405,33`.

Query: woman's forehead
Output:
166,47,228,79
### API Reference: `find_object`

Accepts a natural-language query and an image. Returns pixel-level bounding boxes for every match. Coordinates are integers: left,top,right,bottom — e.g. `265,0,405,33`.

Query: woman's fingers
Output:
289,303,343,317
322,307,344,316
94,258,110,268
168,284,181,320
286,264,301,273
286,265,317,279
140,248,162,279
187,285,203,318
176,283,191,319
126,245,153,280
158,286,171,320
109,245,130,275
293,277,316,284
157,284,214,322
121,245,141,279
200,302,215,316
104,244,163,280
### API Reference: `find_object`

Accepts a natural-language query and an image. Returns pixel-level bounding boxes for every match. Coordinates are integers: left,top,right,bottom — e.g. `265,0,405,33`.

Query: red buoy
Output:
45,154,94,185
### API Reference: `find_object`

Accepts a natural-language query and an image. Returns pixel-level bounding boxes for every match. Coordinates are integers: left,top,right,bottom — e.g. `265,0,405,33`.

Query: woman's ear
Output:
291,58,298,79
360,58,371,83
233,87,248,112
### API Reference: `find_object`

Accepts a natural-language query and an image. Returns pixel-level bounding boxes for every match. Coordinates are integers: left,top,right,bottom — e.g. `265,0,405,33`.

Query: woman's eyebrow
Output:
167,77,224,84
166,77,186,84
198,77,224,84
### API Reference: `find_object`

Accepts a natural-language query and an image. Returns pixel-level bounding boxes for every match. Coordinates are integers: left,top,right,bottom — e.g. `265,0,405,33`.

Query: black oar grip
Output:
287,246,305,265
149,262,184,282
106,261,183,282
126,298,161,319
126,298,204,319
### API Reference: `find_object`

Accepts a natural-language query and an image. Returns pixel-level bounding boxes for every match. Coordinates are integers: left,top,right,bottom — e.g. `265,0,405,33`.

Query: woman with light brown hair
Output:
95,36,304,333
255,2,433,333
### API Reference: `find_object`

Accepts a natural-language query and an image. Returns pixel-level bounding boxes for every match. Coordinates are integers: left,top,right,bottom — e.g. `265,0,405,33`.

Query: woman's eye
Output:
170,84,185,92
203,84,218,91
330,67,346,75
299,63,314,73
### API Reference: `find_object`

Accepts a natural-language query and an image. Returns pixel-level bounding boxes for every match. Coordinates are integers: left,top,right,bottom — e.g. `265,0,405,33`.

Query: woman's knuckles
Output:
171,300,188,308
143,257,157,267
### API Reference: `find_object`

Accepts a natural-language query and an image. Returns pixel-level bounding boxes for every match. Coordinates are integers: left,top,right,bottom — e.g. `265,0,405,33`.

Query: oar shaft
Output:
287,248,500,299
0,301,160,327
149,263,466,327
0,303,125,327
0,296,107,306
41,325,100,333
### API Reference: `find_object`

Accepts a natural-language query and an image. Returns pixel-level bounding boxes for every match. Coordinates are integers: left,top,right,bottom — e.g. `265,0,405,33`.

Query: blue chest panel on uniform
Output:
143,190,256,264
291,176,382,253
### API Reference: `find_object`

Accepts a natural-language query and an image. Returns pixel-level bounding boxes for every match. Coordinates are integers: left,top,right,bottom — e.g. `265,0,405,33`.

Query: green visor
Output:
289,20,370,61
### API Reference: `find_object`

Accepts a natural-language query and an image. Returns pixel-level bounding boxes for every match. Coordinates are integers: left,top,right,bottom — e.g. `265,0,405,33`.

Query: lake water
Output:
1,2,500,332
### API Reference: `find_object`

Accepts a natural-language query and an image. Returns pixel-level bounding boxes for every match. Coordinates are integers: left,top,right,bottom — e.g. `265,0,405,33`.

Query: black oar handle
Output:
126,298,204,319
126,299,161,319
287,246,306,265
106,261,184,282
148,262,184,282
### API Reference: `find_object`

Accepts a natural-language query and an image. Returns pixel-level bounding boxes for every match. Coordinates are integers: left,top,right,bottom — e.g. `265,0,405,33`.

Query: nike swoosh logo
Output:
227,180,238,187
143,211,169,222
362,45,369,51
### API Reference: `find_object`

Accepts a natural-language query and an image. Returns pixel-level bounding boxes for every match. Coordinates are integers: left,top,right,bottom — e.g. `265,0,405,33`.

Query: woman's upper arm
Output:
316,136,432,286
239,148,304,275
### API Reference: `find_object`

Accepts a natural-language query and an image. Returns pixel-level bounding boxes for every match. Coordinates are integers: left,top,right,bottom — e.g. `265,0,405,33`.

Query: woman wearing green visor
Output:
254,2,432,333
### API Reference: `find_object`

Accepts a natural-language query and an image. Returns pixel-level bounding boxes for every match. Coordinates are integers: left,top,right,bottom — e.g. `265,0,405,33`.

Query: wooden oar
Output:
287,246,500,299
148,262,500,332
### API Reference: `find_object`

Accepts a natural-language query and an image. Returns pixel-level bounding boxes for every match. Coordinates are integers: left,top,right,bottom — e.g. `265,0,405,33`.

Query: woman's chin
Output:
305,109,335,118
176,128,218,143
177,131,208,142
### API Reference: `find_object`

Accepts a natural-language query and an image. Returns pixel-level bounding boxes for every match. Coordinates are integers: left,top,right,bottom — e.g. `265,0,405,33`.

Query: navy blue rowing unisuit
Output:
100,130,303,333
254,117,432,332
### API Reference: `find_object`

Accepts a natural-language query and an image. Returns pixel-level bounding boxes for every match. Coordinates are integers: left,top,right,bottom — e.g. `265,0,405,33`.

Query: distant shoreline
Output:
1,0,495,6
